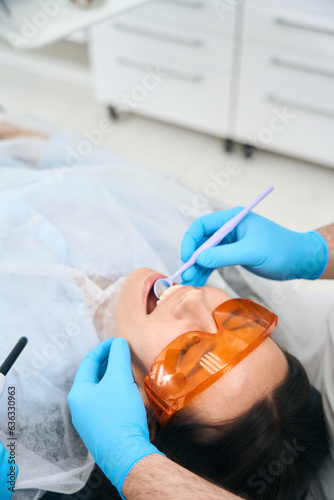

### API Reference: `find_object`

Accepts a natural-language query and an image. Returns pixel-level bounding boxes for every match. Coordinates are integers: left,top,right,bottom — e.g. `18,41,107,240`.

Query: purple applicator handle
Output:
154,186,274,298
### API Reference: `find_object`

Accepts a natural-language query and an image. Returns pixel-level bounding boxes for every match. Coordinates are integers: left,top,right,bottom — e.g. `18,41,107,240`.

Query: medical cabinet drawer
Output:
95,18,233,71
91,50,230,136
119,0,235,39
242,2,334,61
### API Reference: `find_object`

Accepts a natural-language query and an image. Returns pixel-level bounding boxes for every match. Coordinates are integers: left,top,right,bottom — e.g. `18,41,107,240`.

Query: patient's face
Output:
116,267,289,424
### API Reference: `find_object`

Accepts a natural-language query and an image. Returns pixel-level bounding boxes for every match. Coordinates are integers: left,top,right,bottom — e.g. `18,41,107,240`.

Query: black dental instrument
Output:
0,337,28,399
0,337,28,376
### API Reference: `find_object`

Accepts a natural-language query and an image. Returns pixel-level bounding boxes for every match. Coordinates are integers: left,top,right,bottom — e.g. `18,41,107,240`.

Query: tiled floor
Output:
1,61,333,292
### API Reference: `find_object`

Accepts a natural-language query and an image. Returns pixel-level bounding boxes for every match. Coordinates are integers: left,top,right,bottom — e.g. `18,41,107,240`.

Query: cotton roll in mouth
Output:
156,284,183,306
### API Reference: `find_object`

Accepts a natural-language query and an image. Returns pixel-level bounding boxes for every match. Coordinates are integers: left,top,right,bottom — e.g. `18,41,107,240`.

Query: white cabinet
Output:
88,0,334,168
234,0,334,167
117,0,235,38
88,0,235,137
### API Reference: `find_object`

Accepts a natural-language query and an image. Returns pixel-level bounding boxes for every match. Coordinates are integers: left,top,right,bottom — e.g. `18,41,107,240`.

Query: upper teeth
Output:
156,284,183,306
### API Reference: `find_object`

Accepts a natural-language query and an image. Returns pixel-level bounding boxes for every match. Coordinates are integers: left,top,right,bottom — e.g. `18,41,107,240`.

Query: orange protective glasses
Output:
144,298,277,425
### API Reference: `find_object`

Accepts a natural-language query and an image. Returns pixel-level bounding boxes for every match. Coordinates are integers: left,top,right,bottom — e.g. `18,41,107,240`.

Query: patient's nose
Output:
174,288,217,333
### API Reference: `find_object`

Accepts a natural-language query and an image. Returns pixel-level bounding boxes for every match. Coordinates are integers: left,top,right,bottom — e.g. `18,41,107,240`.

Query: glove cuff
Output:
111,442,166,500
300,231,329,280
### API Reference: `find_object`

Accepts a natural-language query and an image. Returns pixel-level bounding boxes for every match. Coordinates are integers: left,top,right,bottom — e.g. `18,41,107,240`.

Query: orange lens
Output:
144,298,277,425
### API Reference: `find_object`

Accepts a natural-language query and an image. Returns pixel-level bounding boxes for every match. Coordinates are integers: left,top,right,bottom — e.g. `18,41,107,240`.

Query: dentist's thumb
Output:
103,337,135,384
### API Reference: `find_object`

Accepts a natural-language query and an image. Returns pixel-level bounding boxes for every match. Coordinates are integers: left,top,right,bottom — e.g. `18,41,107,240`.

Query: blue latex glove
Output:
181,207,328,285
68,337,164,500
0,441,18,500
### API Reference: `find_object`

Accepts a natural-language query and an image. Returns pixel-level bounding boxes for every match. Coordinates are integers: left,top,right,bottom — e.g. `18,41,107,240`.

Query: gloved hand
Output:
68,337,164,500
181,207,329,285
0,441,18,500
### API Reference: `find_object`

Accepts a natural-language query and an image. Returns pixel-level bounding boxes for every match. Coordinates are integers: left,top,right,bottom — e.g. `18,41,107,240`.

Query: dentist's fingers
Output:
181,207,244,262
196,241,251,269
181,231,207,263
71,337,114,387
181,265,213,286
0,442,5,463
102,338,135,385
181,264,197,283
181,220,205,262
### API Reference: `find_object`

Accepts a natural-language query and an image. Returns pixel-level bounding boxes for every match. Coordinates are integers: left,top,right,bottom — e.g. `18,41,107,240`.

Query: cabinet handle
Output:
266,94,334,119
114,21,204,47
271,57,334,79
161,0,205,7
274,16,334,37
117,56,204,82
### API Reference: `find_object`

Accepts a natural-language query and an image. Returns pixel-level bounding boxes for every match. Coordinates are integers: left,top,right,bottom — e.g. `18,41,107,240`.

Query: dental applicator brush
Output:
0,337,28,399
154,186,274,299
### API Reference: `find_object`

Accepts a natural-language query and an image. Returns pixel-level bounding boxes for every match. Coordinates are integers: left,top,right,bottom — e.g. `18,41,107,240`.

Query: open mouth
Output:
144,273,166,315
147,284,158,314
146,280,189,314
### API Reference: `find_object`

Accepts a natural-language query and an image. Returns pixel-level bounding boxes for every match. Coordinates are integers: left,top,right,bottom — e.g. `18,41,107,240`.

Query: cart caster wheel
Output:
224,138,234,153
242,144,255,158
108,106,119,120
